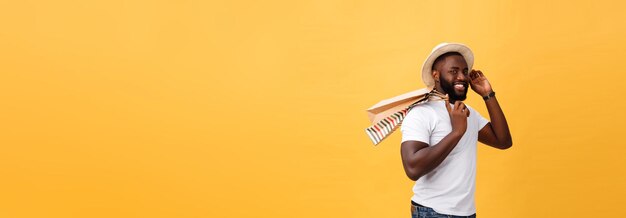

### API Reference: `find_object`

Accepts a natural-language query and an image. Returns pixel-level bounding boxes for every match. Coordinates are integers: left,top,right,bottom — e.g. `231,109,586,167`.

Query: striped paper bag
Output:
365,88,445,145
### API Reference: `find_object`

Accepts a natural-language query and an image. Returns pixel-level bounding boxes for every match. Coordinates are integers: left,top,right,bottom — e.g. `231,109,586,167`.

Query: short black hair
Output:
432,52,463,71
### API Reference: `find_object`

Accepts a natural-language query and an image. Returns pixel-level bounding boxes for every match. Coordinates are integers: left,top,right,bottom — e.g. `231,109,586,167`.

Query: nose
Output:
456,71,468,81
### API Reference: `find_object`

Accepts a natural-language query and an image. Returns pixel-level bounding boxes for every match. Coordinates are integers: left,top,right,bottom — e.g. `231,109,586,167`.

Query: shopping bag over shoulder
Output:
365,88,446,145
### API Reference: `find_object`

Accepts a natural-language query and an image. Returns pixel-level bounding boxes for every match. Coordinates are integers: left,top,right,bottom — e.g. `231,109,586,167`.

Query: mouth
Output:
453,82,468,92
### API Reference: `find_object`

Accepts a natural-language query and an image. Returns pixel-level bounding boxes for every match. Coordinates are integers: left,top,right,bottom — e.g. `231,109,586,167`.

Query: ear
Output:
432,70,440,82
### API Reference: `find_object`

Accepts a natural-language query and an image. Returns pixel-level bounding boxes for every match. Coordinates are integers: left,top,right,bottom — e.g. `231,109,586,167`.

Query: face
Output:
433,54,469,102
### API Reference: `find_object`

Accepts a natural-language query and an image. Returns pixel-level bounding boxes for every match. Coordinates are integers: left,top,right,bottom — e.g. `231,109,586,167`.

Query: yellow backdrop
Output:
1,0,625,217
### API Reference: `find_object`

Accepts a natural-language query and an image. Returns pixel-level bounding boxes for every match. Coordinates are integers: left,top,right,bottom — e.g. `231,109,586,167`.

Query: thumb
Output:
444,94,451,114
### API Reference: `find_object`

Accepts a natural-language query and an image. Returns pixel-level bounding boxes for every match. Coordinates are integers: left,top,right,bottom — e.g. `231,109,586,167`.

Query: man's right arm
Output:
400,100,469,181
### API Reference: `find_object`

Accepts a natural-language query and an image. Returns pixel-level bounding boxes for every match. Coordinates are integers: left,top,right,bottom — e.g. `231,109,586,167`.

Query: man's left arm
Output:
469,69,513,149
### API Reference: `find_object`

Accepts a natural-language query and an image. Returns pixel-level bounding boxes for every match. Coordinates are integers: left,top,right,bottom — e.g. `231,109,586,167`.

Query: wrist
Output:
482,91,496,101
450,129,465,137
476,88,494,96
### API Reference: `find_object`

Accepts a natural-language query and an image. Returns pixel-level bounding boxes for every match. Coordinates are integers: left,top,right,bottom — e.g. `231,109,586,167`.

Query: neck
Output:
433,86,457,104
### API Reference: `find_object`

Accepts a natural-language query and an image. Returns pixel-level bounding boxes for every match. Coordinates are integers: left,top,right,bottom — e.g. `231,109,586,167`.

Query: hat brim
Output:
421,43,474,88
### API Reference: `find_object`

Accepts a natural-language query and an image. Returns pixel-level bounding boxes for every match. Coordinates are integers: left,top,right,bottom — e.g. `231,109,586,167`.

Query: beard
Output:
440,80,468,102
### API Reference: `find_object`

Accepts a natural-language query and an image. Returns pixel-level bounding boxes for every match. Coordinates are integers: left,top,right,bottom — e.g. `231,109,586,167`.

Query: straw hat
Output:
421,42,474,88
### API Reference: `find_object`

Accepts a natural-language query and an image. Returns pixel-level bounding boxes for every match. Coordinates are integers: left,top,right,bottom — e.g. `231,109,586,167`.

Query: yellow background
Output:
1,0,625,217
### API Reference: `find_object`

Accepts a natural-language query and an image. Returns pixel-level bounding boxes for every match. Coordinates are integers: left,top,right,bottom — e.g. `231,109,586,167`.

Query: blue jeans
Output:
411,202,476,218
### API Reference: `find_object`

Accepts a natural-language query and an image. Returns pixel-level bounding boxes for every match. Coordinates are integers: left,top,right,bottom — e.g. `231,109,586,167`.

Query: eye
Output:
463,69,469,75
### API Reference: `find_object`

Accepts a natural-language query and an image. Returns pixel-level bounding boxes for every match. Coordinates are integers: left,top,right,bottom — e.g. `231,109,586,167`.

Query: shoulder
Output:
406,102,437,117
405,102,443,125
464,104,482,115
465,103,488,121
465,104,477,112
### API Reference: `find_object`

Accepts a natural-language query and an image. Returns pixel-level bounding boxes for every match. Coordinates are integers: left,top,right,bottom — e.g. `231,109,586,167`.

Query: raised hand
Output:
469,69,493,97
445,96,469,135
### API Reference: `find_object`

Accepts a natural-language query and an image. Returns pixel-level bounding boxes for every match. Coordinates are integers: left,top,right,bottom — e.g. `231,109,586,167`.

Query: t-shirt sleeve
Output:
476,108,489,130
401,108,431,145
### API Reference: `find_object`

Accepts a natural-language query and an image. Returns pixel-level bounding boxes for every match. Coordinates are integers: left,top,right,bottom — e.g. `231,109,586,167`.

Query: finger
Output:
463,103,470,117
470,75,478,84
469,70,476,80
454,101,462,111
444,94,451,114
471,70,482,82
477,70,485,77
456,101,465,109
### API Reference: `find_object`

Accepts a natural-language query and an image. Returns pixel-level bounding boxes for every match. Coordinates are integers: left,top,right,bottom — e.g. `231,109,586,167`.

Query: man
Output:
400,43,512,218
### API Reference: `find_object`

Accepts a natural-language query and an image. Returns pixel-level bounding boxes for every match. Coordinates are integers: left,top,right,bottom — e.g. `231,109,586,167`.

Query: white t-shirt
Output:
401,100,489,216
